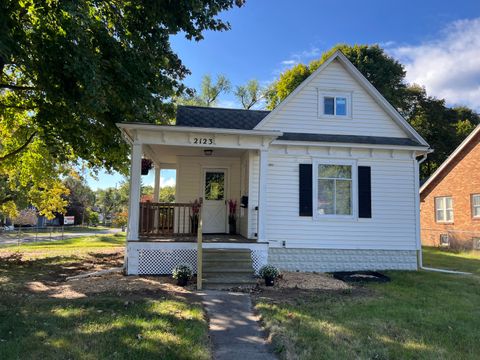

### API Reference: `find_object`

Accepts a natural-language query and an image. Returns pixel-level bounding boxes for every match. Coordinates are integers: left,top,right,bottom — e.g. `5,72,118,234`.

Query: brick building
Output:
420,125,480,249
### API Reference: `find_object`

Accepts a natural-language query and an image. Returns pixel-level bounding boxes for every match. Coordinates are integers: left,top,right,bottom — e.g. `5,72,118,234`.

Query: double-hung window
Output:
314,161,356,218
435,196,453,223
472,194,480,218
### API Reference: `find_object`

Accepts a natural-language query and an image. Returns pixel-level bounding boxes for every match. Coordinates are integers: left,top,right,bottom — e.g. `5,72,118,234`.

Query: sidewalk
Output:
200,290,277,360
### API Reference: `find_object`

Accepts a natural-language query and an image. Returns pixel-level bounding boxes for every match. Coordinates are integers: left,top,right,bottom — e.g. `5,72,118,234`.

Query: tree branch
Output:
0,83,36,91
0,132,37,162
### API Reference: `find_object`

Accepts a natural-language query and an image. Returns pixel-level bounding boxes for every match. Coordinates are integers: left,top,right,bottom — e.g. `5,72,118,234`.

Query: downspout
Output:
416,153,428,269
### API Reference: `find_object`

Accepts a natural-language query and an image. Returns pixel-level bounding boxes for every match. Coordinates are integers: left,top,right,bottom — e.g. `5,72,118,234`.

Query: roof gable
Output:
254,50,429,147
420,125,480,194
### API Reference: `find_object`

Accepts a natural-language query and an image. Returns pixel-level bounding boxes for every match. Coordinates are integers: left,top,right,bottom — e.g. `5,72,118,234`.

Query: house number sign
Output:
193,137,215,145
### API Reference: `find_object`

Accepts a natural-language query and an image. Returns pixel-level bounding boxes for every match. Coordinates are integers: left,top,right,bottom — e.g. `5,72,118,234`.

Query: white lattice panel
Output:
137,249,197,275
251,249,268,274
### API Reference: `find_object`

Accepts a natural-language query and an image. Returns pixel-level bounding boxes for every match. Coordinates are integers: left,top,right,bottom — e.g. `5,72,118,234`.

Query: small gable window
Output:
319,91,351,118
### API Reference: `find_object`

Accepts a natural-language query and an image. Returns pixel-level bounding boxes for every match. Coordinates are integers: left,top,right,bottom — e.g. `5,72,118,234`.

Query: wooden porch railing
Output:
139,202,200,237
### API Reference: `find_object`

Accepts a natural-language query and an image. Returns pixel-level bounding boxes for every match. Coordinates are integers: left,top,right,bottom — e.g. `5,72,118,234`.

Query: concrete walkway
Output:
200,290,277,360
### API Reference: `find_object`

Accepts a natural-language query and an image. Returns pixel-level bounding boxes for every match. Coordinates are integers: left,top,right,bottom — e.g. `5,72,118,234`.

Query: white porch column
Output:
127,142,142,241
257,149,269,242
153,166,160,202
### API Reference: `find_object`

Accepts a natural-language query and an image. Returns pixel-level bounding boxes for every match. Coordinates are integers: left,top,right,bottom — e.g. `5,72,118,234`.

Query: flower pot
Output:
264,277,274,286
176,277,188,286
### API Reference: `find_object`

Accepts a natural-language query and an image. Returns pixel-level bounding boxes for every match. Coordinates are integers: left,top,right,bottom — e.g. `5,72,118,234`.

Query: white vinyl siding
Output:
435,196,453,223
266,149,417,250
258,59,407,138
472,194,480,218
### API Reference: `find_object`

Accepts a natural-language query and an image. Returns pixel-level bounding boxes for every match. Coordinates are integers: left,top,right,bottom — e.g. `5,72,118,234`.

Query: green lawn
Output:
422,247,480,275
255,249,480,359
0,235,211,359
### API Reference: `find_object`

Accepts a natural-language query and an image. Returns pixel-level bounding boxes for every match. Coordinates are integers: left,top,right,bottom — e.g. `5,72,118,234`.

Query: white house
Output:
117,51,430,286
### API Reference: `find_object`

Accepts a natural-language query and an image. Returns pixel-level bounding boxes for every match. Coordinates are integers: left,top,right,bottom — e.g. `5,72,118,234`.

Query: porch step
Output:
202,248,257,289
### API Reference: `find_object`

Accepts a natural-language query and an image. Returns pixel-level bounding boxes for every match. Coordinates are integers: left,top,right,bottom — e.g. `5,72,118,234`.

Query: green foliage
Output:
234,79,265,109
63,172,95,225
259,264,280,279
179,74,231,107
160,186,176,203
172,264,193,280
1,0,244,172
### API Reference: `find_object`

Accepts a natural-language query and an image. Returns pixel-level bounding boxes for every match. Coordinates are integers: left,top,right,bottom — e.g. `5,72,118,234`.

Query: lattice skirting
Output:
127,242,269,275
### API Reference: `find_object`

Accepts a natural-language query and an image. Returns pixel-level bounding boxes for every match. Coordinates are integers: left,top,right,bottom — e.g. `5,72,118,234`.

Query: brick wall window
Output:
472,194,480,218
435,196,453,223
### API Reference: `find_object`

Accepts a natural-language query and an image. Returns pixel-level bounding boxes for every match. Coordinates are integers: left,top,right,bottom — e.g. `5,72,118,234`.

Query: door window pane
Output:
336,97,347,115
205,172,224,200
324,97,335,115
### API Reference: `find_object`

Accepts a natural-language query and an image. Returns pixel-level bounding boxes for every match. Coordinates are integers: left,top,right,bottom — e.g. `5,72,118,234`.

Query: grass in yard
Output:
0,234,126,257
255,254,480,359
0,238,211,360
422,246,480,275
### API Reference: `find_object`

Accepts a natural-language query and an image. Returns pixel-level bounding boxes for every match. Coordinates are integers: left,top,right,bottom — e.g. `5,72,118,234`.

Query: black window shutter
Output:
358,166,372,218
299,164,313,216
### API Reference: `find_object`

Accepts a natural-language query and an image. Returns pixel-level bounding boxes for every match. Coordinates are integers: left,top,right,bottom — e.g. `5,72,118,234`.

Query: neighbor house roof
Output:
277,133,422,147
420,124,480,194
176,105,269,130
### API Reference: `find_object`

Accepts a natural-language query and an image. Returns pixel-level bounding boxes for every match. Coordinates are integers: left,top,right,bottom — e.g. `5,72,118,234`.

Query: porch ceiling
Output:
146,144,248,164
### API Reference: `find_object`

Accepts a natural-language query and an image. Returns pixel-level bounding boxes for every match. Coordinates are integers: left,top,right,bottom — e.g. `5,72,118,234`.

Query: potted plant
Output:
190,199,201,233
172,264,193,286
259,265,280,286
228,199,237,234
141,158,153,175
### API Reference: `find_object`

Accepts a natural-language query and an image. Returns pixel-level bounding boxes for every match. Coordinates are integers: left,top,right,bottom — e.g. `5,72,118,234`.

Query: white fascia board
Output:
420,124,480,193
273,140,431,152
116,123,282,137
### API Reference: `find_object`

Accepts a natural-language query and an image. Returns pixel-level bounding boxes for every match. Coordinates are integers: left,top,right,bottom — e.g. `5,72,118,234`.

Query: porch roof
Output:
176,105,269,130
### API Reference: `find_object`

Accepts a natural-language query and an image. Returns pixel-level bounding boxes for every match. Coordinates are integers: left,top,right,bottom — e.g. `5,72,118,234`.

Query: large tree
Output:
179,74,231,107
1,0,244,171
0,0,243,216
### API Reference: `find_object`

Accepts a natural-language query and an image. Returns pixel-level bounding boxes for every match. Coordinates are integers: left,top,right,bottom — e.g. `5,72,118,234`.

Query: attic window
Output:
319,91,351,118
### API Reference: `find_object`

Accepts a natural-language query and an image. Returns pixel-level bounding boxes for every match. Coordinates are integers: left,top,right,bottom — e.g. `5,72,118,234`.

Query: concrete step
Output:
203,267,254,274
203,272,256,281
203,252,251,260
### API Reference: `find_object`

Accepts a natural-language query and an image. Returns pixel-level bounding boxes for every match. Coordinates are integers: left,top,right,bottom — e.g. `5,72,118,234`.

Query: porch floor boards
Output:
138,234,256,243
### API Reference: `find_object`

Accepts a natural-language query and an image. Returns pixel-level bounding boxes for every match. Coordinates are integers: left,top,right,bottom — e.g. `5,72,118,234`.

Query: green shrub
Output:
259,265,279,279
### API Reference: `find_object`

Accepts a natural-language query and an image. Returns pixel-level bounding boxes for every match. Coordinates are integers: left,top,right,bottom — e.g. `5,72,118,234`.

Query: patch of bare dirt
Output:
273,271,352,290
26,274,194,299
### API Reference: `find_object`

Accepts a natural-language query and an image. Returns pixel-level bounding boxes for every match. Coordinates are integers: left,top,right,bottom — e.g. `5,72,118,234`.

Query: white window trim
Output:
312,158,358,221
472,194,480,218
435,196,453,223
317,90,352,119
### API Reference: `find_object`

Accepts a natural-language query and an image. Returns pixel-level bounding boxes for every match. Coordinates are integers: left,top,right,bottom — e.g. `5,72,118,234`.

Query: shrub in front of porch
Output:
172,264,193,286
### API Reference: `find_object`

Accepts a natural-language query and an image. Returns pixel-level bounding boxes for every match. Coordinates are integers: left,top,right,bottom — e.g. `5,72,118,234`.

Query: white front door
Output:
202,169,227,233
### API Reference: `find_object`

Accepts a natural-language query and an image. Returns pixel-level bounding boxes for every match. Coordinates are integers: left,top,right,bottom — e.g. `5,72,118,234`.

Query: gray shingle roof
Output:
176,105,269,130
278,133,422,146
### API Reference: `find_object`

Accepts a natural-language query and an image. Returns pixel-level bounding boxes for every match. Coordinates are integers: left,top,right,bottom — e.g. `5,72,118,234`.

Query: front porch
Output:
117,122,280,283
